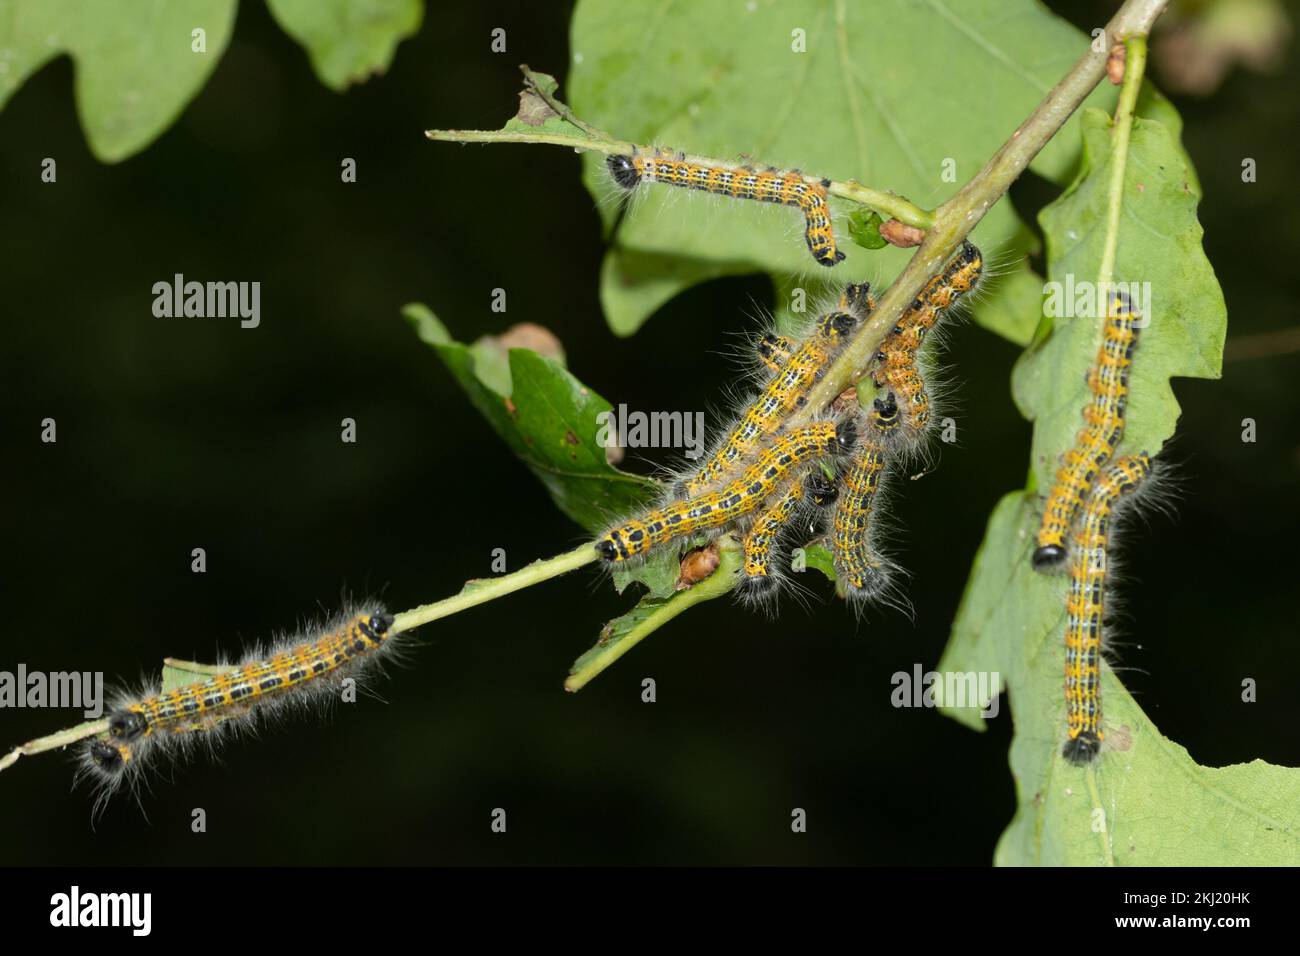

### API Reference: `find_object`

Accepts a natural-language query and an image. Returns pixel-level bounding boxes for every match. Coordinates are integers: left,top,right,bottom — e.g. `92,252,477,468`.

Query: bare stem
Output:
392,542,599,634
1097,34,1149,292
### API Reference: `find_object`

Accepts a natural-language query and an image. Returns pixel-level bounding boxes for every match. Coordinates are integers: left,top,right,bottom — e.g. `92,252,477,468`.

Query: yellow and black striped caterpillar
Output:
829,393,900,604
682,283,874,496
81,607,399,810
870,241,983,449
1034,290,1140,570
607,151,845,266
1062,453,1151,765
595,418,857,563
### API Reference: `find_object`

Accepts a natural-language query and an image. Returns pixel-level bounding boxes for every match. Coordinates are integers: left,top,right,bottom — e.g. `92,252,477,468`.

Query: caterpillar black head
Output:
736,573,778,602
1062,731,1101,766
806,471,839,508
595,537,620,562
606,154,641,189
871,392,900,434
1031,544,1067,571
833,418,858,452
108,709,148,742
839,282,874,316
359,611,395,642
818,310,857,338
88,739,131,777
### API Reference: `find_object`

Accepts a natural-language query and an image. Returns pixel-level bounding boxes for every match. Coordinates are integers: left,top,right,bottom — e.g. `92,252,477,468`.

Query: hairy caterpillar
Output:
829,393,899,604
79,606,399,811
606,151,845,266
1034,290,1140,570
757,333,795,375
870,241,983,448
1062,453,1152,765
685,283,875,496
596,418,857,563
737,479,806,601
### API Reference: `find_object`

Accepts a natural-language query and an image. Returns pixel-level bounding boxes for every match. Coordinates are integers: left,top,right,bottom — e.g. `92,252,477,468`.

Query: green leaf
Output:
568,0,1123,337
403,303,661,533
797,543,837,584
847,209,886,250
0,0,236,162
266,0,422,91
566,542,741,691
943,496,1300,865
160,660,233,692
936,97,1288,864
1016,109,1225,480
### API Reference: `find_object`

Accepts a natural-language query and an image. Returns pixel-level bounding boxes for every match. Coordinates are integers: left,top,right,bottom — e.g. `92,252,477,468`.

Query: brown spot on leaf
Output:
564,430,580,446
516,88,559,127
1108,724,1133,753
495,322,566,363
504,397,518,417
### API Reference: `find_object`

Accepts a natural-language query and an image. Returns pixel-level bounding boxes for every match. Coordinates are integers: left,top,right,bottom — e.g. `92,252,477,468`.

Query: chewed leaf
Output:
266,0,422,91
404,303,661,533
160,660,235,691
567,542,741,691
937,95,1292,864
0,0,236,162
568,0,1125,337
945,496,1300,865
798,543,837,584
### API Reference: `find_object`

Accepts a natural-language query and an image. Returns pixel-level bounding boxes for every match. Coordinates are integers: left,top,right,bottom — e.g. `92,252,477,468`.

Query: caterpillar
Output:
596,418,857,563
870,241,983,449
829,393,899,605
757,333,795,375
1062,453,1151,765
685,283,875,497
606,151,845,267
737,478,805,602
79,606,399,811
1034,290,1140,570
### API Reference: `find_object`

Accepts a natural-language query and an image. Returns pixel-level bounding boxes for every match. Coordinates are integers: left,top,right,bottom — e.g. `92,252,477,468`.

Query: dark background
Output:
0,0,1295,865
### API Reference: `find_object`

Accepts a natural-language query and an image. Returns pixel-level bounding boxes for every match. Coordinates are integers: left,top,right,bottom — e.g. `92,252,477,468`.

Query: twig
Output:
393,542,599,634
426,67,935,230
0,719,109,774
1097,34,1149,293
792,0,1170,420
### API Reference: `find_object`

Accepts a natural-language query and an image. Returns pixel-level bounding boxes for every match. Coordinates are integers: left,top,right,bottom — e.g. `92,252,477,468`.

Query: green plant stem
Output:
0,719,109,773
392,542,599,634
426,64,934,230
1097,35,1149,292
564,543,742,692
